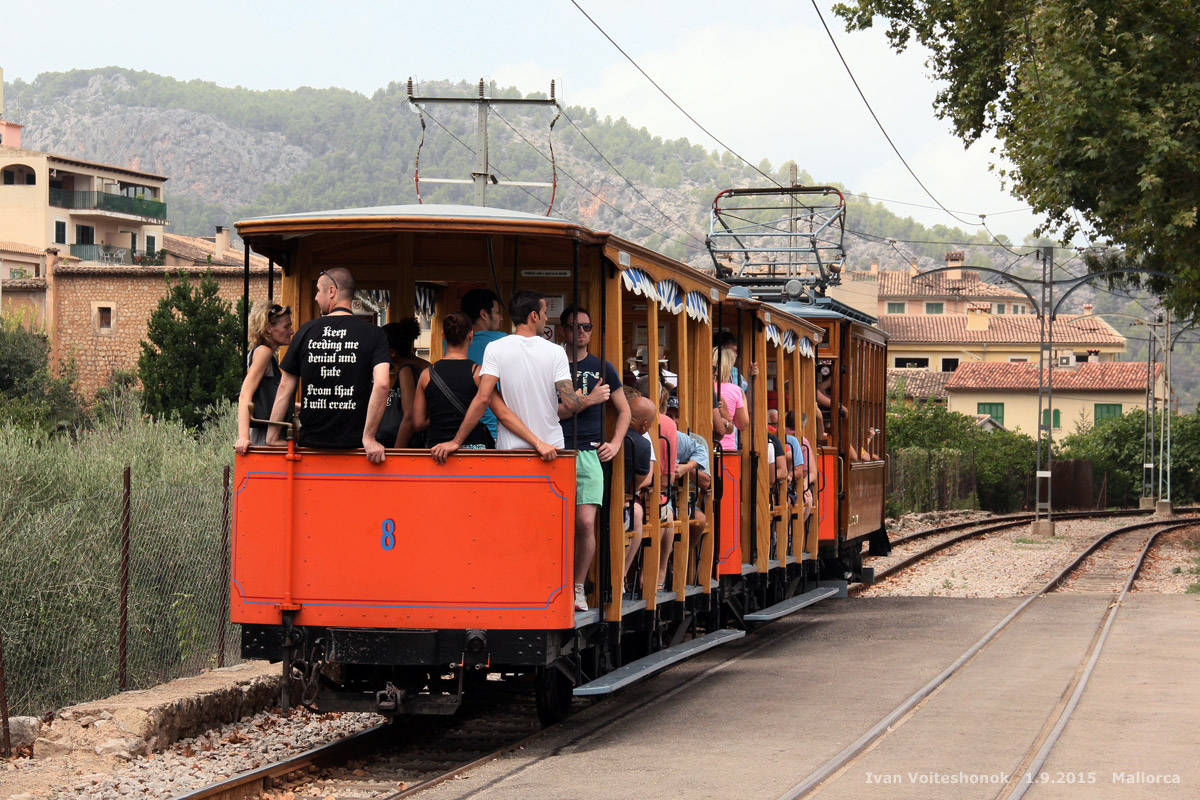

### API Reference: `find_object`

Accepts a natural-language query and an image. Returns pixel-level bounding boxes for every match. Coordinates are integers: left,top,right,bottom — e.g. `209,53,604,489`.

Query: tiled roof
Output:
879,313,1125,346
0,277,46,290
887,368,951,400
871,270,1025,300
162,233,269,268
0,240,45,257
945,361,1158,392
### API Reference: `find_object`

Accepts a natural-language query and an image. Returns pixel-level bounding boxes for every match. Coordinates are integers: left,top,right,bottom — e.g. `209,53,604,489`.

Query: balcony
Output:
69,244,159,265
49,189,167,220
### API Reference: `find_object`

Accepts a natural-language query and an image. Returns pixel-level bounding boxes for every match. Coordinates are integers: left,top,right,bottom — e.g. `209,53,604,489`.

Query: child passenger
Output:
410,311,495,450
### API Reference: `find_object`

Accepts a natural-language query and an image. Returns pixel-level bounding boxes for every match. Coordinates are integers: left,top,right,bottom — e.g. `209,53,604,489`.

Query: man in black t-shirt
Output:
266,267,392,462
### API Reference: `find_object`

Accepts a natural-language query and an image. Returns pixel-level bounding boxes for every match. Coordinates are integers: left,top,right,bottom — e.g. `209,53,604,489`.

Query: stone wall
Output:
53,268,281,395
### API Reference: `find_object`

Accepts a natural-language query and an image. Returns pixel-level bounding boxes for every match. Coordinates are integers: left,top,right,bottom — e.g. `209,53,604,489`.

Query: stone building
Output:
52,230,279,395
1,78,278,395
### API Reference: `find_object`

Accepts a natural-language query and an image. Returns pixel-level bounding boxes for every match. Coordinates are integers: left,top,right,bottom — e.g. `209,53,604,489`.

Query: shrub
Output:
137,271,243,428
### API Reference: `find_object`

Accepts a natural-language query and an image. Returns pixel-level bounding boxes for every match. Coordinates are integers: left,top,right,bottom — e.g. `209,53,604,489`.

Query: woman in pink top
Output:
714,347,749,450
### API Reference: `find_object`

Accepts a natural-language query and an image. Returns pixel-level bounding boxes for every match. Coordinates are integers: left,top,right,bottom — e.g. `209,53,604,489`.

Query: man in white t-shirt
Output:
431,290,585,463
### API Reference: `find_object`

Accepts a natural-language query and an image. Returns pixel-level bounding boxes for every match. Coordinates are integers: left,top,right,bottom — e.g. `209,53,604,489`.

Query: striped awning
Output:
799,336,815,358
657,279,684,315
685,290,710,324
415,285,436,317
765,323,782,347
356,289,391,315
782,329,797,353
621,267,658,302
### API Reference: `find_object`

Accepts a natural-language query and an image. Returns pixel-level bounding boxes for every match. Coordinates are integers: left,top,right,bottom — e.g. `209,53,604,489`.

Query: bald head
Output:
629,396,657,434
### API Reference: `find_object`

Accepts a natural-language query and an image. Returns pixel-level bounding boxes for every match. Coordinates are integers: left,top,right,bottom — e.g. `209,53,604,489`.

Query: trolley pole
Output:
407,78,559,207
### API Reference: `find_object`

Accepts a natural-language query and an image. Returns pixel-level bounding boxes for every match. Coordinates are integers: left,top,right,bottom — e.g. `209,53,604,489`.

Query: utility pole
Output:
1141,324,1158,507
1032,247,1055,536
407,78,559,207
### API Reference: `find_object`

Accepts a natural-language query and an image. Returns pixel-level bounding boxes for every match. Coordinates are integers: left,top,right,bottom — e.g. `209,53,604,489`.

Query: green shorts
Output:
576,449,604,506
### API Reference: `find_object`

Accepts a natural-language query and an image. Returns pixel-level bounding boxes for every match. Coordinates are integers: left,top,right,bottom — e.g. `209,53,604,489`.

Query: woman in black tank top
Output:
409,311,495,449
235,302,294,453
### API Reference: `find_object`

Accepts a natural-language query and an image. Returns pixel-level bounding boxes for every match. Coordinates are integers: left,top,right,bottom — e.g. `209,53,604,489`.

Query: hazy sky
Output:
1,0,1044,242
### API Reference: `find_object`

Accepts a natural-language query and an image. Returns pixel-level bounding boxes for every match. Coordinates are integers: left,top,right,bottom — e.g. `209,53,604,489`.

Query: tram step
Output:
743,586,840,623
573,629,746,697
574,608,600,628
741,562,758,576
768,559,781,569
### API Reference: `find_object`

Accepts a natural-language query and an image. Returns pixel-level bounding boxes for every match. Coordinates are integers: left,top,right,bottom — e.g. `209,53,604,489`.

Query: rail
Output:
49,188,167,219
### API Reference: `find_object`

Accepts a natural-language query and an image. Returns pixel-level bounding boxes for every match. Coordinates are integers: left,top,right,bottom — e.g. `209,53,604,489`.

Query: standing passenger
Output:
410,311,494,450
384,318,431,448
431,289,583,463
559,307,631,611
266,267,392,462
461,289,508,440
714,348,749,450
235,301,294,453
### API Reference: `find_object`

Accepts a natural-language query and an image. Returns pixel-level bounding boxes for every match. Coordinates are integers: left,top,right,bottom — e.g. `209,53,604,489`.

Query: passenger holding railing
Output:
266,267,391,462
409,311,495,450
431,290,579,466
714,347,749,450
558,306,631,612
235,301,294,454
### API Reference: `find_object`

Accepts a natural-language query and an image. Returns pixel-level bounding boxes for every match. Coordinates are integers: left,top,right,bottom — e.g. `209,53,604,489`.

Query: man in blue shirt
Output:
559,306,631,611
461,289,507,439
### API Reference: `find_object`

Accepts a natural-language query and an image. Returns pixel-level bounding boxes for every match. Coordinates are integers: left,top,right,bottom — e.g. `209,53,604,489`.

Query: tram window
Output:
894,357,928,369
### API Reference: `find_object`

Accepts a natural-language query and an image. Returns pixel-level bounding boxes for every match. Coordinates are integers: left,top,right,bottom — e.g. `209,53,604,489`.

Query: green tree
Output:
834,0,1200,314
137,271,242,428
0,315,84,432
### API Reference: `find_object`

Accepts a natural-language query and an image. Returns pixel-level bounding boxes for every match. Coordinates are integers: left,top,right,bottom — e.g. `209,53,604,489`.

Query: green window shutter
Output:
1094,403,1122,424
1043,409,1062,429
977,402,1004,426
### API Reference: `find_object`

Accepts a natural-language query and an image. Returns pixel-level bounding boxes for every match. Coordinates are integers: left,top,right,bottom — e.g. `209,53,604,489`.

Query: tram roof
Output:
236,203,604,242
773,296,879,326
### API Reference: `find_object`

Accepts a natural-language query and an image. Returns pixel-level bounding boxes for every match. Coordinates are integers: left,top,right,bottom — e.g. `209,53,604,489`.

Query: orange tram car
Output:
231,204,888,724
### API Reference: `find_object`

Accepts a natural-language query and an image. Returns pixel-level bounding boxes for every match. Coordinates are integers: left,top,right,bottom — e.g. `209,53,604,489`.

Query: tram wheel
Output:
534,664,574,726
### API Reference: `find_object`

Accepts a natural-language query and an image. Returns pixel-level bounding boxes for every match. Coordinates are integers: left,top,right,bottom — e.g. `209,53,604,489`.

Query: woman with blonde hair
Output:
714,346,749,450
235,301,294,453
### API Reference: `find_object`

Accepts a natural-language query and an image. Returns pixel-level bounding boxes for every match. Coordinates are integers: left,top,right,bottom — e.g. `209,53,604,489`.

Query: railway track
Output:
778,516,1199,799
853,507,1196,595
178,508,1193,800
174,683,545,800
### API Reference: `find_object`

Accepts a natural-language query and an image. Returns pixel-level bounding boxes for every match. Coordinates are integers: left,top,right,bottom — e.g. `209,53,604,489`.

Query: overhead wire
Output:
558,107,706,248
570,0,781,188
489,107,702,253
807,0,983,230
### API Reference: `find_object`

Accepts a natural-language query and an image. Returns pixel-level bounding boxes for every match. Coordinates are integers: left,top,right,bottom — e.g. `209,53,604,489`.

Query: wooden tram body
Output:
229,204,886,723
787,299,890,571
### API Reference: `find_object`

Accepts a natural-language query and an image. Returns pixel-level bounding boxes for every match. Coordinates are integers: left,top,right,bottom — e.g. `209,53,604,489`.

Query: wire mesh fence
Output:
0,465,237,728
